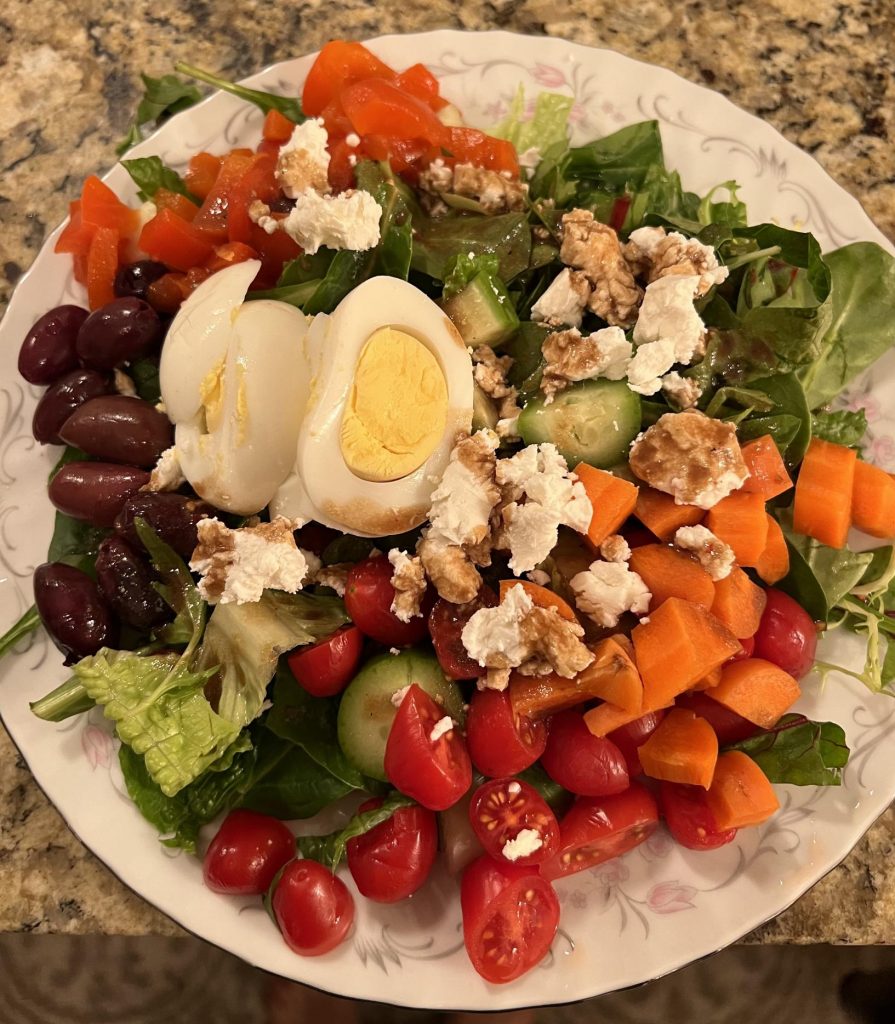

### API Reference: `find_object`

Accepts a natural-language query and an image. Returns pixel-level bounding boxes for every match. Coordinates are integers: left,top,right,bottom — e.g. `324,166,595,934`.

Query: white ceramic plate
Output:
1,29,894,1012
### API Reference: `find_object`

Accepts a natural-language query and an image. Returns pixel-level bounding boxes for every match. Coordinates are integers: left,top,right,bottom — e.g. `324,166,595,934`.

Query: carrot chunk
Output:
631,597,742,709
498,580,577,622
706,751,780,829
851,460,895,539
583,694,672,738
628,543,716,612
754,514,790,585
705,491,769,567
741,435,793,499
792,437,856,549
707,657,801,728
634,486,703,541
574,463,638,550
692,666,723,691
710,568,767,639
638,709,719,789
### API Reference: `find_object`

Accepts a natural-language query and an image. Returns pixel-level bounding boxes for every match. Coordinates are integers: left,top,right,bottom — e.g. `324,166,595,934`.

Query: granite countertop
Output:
2,0,894,942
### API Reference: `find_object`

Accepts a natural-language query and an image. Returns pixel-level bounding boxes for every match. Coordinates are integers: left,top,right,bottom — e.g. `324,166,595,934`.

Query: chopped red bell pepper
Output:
303,40,395,115
85,226,119,310
139,208,215,271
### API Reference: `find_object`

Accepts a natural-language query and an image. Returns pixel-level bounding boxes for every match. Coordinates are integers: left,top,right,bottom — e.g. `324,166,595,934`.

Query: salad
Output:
3,38,895,985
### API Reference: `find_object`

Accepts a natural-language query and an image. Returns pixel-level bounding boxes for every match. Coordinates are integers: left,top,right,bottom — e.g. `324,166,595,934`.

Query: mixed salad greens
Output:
4,39,895,984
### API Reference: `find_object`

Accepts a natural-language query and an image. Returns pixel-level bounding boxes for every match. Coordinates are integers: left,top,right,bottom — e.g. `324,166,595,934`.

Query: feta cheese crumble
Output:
507,780,522,795
627,226,729,296
599,534,632,563
429,716,454,742
391,685,411,708
276,118,331,198
661,370,702,410
570,560,652,628
502,828,543,862
674,524,736,580
189,516,310,605
531,268,591,329
283,189,382,255
541,326,632,401
146,446,186,493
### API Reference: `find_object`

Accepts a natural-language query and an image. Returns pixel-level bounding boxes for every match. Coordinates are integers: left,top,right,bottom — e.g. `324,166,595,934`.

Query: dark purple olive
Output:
114,260,169,301
18,305,89,385
32,368,111,445
115,492,214,559
58,395,173,467
33,562,118,661
49,462,151,528
95,535,170,630
75,298,162,371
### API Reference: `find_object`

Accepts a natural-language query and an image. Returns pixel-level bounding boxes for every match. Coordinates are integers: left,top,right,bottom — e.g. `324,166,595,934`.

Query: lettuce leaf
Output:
197,590,349,729
491,88,573,157
724,714,849,786
811,408,868,448
442,251,501,300
74,648,239,797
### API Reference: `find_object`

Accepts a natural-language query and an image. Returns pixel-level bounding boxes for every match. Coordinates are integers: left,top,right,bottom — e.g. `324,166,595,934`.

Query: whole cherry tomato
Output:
202,810,295,895
345,556,432,647
753,588,818,679
465,688,546,778
346,798,438,902
659,781,738,851
541,710,630,796
384,684,472,811
427,587,498,679
287,626,364,697
607,709,666,777
271,859,355,957
461,855,560,984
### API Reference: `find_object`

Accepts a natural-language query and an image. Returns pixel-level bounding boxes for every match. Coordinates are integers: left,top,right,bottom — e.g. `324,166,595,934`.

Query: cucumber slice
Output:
442,272,520,348
518,378,641,468
337,650,465,781
472,382,499,431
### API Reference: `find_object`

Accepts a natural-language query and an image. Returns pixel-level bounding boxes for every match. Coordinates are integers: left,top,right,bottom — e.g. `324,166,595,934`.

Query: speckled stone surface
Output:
1,0,893,942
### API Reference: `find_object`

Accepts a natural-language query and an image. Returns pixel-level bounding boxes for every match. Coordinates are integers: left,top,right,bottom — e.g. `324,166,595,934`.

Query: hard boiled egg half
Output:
159,260,311,515
271,276,473,536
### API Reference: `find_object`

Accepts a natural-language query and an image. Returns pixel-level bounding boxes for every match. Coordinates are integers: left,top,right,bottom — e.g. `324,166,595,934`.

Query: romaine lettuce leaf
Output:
197,590,349,729
491,88,573,157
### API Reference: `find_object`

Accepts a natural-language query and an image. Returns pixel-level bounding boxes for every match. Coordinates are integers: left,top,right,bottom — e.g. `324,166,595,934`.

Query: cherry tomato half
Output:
427,587,498,679
202,810,295,895
729,634,756,662
539,782,659,882
466,687,546,778
271,859,355,957
346,797,438,903
659,781,738,851
753,588,818,679
384,684,472,811
607,709,666,778
469,778,560,867
287,625,364,697
541,710,630,796
675,691,758,746
461,855,560,984
345,556,432,647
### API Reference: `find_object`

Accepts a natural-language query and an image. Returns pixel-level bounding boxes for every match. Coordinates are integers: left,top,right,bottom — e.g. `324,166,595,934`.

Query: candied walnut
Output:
540,326,632,401
517,606,595,678
674,525,735,581
418,161,527,214
113,369,137,397
472,346,522,421
661,371,703,410
314,562,350,597
625,226,728,297
560,210,642,328
629,410,749,510
418,159,454,195
418,534,483,605
388,550,428,622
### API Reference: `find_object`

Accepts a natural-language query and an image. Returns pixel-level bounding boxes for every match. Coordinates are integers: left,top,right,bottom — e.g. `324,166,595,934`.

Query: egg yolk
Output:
340,326,448,482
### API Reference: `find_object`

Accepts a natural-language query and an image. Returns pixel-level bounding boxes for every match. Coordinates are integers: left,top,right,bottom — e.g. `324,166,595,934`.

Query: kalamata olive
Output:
75,298,162,370
33,562,118,661
114,260,169,301
32,368,111,445
58,395,173,467
18,305,88,385
115,492,215,559
95,535,170,630
49,462,151,528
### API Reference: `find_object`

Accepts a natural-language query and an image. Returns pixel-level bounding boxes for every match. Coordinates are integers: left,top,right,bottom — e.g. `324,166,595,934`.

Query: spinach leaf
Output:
528,139,576,206
799,242,895,409
811,408,868,448
121,156,199,204
724,714,849,786
241,744,352,819
296,791,414,869
117,73,202,155
565,121,663,190
736,373,812,466
515,764,572,813
267,664,370,790
0,605,40,660
320,534,376,566
134,518,205,649
503,322,548,394
776,511,873,621
411,212,532,283
174,62,303,122
118,742,206,851
128,358,162,405
442,252,501,300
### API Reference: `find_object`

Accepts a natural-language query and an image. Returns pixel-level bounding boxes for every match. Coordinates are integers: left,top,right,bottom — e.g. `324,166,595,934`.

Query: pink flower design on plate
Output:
533,63,567,88
867,434,895,469
647,880,697,914
81,725,113,769
593,860,630,886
